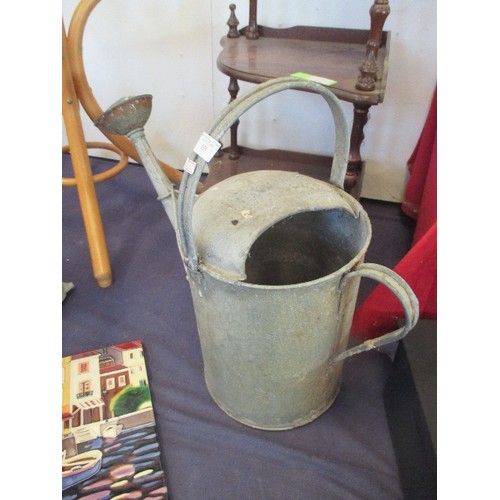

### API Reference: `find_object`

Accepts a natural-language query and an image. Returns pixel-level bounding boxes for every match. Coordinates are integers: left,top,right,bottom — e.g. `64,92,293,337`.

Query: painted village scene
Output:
62,340,168,499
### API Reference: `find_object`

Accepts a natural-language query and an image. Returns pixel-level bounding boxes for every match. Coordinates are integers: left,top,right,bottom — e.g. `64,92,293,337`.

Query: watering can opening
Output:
244,208,367,286
191,170,367,283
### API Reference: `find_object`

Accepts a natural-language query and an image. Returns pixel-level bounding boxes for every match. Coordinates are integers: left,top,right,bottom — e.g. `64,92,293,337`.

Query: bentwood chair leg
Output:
62,21,112,288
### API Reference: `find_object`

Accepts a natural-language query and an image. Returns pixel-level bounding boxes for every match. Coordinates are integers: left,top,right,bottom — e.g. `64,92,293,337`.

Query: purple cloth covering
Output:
63,156,413,499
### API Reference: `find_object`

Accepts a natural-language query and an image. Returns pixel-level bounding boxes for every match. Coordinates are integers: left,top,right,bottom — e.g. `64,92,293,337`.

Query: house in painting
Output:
64,350,105,442
107,340,149,387
99,358,130,420
62,341,152,446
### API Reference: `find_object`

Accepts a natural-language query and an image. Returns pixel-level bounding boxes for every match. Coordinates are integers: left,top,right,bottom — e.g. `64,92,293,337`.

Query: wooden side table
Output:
209,1,391,197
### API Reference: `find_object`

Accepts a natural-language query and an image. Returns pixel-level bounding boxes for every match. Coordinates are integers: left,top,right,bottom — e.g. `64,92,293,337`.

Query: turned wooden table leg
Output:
228,77,241,160
356,0,390,92
246,0,259,39
345,103,370,195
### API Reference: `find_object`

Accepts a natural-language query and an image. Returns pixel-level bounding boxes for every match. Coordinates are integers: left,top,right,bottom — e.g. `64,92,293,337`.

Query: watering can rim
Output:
196,239,370,289
191,169,371,283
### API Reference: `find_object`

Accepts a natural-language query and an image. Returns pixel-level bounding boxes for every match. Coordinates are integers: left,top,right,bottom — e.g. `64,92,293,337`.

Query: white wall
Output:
62,0,436,202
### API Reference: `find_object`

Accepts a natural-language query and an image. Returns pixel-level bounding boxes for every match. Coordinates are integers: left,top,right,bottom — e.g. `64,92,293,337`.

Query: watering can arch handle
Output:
334,263,420,363
177,76,351,272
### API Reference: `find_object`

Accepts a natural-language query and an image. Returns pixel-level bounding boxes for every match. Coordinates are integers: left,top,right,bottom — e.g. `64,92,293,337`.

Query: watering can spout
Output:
94,95,179,231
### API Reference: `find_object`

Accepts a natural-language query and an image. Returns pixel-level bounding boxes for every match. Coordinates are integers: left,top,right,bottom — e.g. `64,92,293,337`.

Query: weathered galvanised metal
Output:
95,77,419,430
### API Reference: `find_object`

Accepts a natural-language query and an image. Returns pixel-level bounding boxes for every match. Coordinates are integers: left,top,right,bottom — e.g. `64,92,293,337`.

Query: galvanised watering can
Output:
96,77,419,430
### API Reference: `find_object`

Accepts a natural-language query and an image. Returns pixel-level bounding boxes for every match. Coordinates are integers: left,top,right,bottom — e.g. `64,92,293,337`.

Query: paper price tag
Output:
193,132,221,163
183,158,197,175
291,72,337,87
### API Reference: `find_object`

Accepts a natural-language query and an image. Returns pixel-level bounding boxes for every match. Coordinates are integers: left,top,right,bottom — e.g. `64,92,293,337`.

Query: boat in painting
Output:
102,423,123,438
62,449,103,490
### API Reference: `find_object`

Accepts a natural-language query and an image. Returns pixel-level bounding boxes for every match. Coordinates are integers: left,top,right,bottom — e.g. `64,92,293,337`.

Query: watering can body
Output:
190,168,373,429
191,268,357,429
96,77,419,430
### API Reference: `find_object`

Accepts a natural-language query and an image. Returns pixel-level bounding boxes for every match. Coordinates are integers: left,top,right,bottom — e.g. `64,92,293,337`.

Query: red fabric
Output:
402,88,437,244
351,87,437,340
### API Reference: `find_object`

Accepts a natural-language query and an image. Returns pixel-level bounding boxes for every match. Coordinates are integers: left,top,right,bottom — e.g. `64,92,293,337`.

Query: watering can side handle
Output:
333,263,420,363
177,76,351,272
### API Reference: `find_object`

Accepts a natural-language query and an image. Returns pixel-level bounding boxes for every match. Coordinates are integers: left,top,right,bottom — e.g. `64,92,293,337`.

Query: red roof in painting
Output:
113,340,143,350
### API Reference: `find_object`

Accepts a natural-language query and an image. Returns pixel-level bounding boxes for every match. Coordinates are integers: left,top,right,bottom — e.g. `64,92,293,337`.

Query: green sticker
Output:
291,72,337,86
